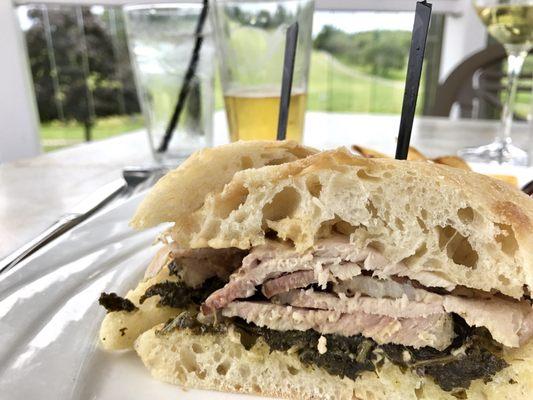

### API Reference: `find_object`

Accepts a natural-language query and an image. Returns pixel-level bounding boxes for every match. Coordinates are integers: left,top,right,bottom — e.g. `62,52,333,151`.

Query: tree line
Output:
24,6,140,140
314,25,412,79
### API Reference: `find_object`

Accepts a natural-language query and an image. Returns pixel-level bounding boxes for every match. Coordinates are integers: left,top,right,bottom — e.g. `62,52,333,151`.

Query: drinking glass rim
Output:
472,0,533,4
123,3,204,13
214,0,313,3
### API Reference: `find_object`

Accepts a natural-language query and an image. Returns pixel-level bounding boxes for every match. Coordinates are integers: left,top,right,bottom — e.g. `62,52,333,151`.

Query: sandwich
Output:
99,140,533,399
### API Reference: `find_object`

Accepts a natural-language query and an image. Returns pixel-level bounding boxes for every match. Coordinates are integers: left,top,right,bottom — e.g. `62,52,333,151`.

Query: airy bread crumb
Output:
134,323,533,400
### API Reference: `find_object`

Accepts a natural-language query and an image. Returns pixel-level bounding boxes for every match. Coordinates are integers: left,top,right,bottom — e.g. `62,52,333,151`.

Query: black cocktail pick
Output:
277,22,299,141
395,1,432,159
158,0,209,153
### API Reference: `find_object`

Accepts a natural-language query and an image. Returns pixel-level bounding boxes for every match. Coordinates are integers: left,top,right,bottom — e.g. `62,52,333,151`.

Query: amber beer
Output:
224,90,307,142
212,0,314,142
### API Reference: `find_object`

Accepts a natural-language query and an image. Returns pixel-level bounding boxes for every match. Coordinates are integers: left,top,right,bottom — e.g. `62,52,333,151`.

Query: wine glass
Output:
459,0,533,166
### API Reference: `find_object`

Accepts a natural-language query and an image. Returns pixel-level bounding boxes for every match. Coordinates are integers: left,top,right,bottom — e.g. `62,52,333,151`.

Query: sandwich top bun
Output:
131,140,316,229
132,143,533,299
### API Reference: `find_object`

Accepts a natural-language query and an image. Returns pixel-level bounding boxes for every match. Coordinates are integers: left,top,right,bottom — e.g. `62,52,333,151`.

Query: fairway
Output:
39,50,412,150
40,50,531,151
307,51,407,114
40,115,144,151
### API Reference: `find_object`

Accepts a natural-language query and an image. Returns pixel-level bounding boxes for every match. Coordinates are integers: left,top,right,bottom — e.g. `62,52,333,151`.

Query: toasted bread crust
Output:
130,140,317,229
135,146,533,298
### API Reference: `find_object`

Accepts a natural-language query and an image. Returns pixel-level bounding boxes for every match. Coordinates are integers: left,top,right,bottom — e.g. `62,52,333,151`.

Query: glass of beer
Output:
211,0,314,142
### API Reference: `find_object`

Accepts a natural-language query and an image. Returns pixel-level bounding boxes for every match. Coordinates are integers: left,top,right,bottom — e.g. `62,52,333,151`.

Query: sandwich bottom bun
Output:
134,323,533,400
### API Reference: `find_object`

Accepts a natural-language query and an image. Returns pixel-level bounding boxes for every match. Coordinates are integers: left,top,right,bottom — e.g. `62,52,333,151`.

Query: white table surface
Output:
1,111,532,259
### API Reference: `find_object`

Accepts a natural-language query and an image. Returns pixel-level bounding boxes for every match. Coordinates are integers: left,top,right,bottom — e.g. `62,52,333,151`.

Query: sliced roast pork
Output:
204,235,456,313
273,288,445,319
333,276,533,348
332,275,442,303
145,244,246,288
202,236,533,349
203,239,364,312
442,296,533,347
262,270,316,298
222,301,454,350
275,281,533,348
170,247,246,288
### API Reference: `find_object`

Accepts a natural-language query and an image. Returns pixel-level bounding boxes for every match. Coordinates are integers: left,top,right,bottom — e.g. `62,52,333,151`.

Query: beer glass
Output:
211,0,314,142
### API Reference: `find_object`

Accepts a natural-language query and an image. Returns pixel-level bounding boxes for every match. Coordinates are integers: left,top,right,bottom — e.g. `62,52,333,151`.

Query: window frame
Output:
14,0,464,15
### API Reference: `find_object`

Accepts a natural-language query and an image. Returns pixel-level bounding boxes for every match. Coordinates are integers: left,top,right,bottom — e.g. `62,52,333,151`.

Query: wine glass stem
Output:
499,46,527,146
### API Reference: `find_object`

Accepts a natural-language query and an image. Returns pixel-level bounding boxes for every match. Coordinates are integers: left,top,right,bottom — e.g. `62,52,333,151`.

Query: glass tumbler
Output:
124,3,215,165
211,0,315,142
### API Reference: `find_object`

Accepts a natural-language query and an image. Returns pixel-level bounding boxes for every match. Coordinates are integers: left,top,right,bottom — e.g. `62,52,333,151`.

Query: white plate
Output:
469,162,532,188
0,194,274,400
0,165,530,400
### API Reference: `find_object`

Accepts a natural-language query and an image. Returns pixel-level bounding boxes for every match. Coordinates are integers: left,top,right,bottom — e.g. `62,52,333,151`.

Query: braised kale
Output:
139,281,193,307
425,346,508,391
139,277,225,308
382,317,508,391
299,335,376,380
233,318,315,351
233,319,376,380
98,292,138,313
233,315,508,392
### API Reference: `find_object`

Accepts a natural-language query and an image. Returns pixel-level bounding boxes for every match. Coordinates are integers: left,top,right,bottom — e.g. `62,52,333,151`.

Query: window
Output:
16,4,448,152
308,10,445,115
17,4,142,151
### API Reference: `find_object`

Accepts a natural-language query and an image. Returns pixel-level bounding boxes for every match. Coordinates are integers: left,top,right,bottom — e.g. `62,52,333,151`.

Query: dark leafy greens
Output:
233,318,377,380
382,340,508,391
381,316,508,391
99,292,138,313
139,278,225,308
157,311,224,336
232,315,508,392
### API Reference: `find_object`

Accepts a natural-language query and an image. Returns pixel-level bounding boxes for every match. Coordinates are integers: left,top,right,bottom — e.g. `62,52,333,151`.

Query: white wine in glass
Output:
459,0,533,166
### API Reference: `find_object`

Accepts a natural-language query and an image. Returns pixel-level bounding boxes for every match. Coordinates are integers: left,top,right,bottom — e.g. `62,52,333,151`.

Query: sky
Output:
17,7,32,31
18,6,415,36
312,11,415,37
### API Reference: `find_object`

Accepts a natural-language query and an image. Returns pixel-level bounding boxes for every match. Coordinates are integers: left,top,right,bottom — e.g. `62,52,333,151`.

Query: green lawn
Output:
40,115,144,151
40,50,412,152
39,50,530,152
307,51,409,114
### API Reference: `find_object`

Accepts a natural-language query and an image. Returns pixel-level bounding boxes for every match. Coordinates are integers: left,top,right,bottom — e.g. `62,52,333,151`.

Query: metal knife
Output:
0,166,165,274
